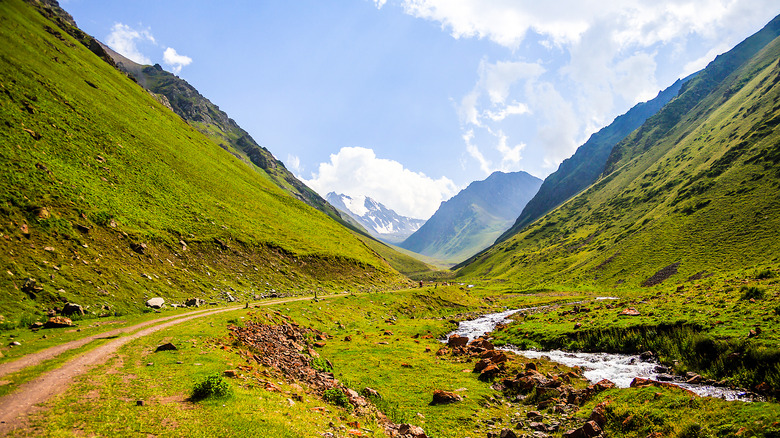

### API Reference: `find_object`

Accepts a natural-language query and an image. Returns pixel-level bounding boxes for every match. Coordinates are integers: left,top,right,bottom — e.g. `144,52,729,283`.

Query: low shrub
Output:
323,388,351,411
191,373,232,401
741,286,766,300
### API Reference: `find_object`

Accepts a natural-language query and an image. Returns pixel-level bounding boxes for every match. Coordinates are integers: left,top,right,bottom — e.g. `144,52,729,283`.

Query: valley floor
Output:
0,276,778,437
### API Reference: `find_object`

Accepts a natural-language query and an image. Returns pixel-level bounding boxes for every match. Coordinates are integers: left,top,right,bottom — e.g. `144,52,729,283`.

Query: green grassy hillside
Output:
458,18,780,288
0,0,406,322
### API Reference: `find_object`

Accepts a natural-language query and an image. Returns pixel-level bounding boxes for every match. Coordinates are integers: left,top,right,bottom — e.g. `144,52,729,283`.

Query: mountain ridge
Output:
457,14,780,287
326,192,424,244
496,75,692,244
400,171,541,262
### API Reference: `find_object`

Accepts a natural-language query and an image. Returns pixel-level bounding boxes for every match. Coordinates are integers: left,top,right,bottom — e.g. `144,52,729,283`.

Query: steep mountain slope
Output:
98,45,350,228
400,171,542,262
0,0,406,319
459,15,780,286
326,192,424,244
496,76,690,243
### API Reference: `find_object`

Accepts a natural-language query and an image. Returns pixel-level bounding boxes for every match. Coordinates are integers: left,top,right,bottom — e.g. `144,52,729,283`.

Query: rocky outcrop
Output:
430,389,462,405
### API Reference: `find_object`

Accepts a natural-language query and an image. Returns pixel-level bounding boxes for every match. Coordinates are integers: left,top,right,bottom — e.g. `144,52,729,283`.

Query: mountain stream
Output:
448,303,756,401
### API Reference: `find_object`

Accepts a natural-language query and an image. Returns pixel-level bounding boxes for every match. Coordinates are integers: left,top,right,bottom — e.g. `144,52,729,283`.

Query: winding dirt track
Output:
0,295,333,435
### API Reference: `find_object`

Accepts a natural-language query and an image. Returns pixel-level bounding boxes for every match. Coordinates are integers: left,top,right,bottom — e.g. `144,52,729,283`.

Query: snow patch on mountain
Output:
326,192,426,244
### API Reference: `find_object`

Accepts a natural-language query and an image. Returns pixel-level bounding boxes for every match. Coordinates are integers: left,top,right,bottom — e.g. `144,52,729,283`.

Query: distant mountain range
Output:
326,193,425,244
400,171,542,263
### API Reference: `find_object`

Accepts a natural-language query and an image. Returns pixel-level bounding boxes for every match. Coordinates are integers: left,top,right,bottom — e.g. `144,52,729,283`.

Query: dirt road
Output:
0,294,337,435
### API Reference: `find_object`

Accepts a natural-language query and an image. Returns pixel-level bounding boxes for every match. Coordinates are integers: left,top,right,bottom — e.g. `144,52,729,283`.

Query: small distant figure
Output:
419,280,423,288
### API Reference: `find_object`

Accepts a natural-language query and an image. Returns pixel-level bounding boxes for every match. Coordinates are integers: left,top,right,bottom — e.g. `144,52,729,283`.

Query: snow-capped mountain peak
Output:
326,192,426,244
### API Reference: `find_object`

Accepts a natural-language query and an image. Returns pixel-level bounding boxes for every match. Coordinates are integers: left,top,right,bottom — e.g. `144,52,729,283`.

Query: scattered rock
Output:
155,342,178,352
447,334,469,348
343,335,352,341
9,341,21,347
639,351,654,361
61,302,85,316
146,297,165,309
223,369,238,378
619,307,640,316
22,278,43,297
362,387,380,398
29,322,44,330
131,242,147,254
479,364,502,381
470,338,494,350
498,429,518,438
136,400,144,406
185,298,205,307
394,424,427,438
43,316,73,328
686,373,704,384
430,389,462,405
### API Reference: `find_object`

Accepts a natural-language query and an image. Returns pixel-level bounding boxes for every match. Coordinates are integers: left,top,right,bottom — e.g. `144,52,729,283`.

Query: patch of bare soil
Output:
230,315,429,437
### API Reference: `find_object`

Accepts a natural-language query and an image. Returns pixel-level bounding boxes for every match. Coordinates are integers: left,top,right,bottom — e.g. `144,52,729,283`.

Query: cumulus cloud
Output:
303,147,458,219
407,0,779,176
163,47,193,74
373,0,387,9
106,23,155,64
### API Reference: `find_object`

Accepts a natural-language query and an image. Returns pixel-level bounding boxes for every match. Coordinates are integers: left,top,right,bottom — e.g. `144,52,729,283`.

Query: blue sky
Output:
61,0,779,219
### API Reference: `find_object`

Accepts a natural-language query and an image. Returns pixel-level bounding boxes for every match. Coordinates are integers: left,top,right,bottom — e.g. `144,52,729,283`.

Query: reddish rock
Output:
473,358,492,373
430,389,462,405
583,420,602,436
470,338,494,350
447,334,469,348
525,362,537,371
589,402,608,427
590,379,616,392
619,307,640,316
563,428,587,438
479,364,501,381
343,335,352,341
43,316,73,328
313,342,326,348
499,429,517,438
436,347,450,356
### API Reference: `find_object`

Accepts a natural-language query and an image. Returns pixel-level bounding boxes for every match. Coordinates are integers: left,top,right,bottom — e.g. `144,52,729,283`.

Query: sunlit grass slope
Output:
460,17,780,287
0,0,405,321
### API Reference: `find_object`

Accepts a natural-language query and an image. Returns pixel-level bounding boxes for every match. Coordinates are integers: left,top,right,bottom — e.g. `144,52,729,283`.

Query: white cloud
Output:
163,47,193,74
494,130,525,169
403,0,780,177
483,101,531,122
303,147,459,219
373,0,387,9
286,154,302,174
106,23,155,64
463,130,491,175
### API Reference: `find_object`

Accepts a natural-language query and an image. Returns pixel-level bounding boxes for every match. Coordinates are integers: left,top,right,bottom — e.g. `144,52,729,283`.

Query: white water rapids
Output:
448,304,756,401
